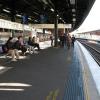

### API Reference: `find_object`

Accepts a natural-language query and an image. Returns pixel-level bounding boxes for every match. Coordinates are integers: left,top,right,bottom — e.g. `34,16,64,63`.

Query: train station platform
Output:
0,41,100,100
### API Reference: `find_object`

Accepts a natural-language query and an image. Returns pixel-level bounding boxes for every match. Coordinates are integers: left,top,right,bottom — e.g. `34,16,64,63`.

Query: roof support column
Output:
10,0,16,22
10,0,16,37
43,29,45,34
54,13,58,47
11,10,16,22
10,9,16,37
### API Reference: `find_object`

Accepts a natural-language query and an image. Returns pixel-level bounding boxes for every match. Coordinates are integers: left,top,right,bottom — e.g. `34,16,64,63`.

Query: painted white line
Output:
0,66,12,74
0,67,5,70
0,88,24,91
0,83,32,87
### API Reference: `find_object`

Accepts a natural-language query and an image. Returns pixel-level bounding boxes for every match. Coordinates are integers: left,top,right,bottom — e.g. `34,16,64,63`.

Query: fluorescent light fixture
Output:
72,18,76,21
72,9,76,12
16,14,22,17
3,9,10,13
34,12,39,15
72,14,76,16
70,0,75,5
42,0,48,4
34,20,38,22
62,20,65,22
28,18,31,20
50,8,54,12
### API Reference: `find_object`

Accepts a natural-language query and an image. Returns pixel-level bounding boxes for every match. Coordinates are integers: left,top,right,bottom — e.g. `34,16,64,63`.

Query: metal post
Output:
10,0,16,37
22,24,24,37
64,28,66,33
43,28,45,34
10,9,16,37
64,24,66,34
54,13,58,47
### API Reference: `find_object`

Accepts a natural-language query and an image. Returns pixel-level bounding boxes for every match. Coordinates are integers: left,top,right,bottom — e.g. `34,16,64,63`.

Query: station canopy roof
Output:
0,0,95,31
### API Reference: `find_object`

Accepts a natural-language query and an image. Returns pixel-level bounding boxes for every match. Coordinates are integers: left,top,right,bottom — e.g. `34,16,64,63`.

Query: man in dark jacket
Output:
14,36,27,55
71,35,76,47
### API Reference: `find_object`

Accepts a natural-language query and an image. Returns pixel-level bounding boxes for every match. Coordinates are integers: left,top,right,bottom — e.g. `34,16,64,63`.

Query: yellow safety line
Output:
52,89,59,100
46,91,53,100
46,89,59,100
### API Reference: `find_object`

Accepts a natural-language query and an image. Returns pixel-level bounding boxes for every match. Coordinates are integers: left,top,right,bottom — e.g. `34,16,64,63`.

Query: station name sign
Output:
0,19,31,31
32,24,72,29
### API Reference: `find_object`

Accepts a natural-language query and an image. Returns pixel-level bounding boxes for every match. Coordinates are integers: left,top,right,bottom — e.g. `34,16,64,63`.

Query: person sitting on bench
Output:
5,37,19,61
14,36,27,55
28,36,40,51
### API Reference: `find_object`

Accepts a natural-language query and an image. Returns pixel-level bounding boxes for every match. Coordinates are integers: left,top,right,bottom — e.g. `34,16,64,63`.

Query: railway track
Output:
80,42,100,66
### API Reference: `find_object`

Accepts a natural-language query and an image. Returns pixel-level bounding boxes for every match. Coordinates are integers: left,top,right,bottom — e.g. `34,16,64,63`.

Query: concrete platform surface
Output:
0,47,85,100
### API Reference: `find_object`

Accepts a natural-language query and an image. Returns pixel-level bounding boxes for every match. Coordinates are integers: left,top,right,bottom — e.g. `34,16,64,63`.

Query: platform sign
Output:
31,24,72,29
23,25,32,31
0,19,32,31
0,19,12,29
64,24,72,28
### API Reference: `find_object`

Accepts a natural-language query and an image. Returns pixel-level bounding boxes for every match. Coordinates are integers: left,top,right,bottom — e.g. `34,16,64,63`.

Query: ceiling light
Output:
72,18,76,21
28,18,31,20
34,20,38,22
41,0,48,4
34,12,39,15
62,20,65,22
72,9,76,12
50,8,54,12
70,0,75,5
3,9,10,13
72,14,76,16
16,14,22,17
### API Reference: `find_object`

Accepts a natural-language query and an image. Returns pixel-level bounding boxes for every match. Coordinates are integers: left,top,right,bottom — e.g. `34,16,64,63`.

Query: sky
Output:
71,0,100,34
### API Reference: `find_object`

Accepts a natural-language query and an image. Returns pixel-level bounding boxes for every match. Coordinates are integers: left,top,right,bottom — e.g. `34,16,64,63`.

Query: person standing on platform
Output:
71,35,76,47
63,33,67,48
66,34,72,49
59,35,63,47
50,35,54,47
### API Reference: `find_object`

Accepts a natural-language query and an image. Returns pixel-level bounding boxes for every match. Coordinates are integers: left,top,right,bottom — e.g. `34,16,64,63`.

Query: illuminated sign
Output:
0,19,32,31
